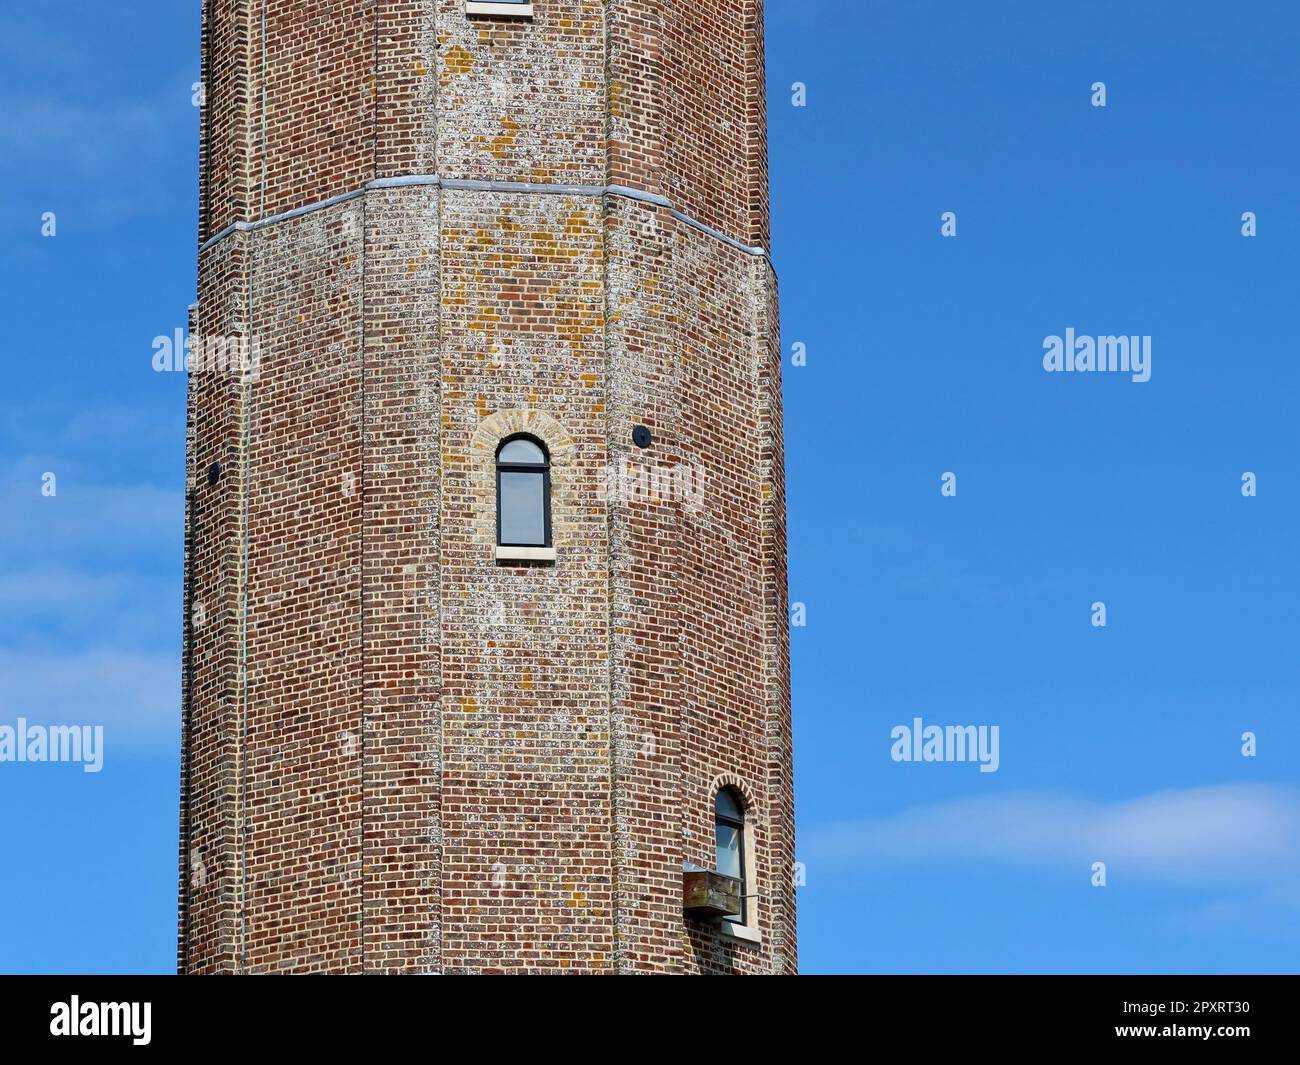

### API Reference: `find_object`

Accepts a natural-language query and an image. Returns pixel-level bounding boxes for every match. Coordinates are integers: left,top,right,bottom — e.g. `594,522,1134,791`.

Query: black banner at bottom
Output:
0,974,1289,1051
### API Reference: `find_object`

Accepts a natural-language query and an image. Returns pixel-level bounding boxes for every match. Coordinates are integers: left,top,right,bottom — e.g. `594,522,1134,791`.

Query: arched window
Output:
715,788,746,923
496,435,551,548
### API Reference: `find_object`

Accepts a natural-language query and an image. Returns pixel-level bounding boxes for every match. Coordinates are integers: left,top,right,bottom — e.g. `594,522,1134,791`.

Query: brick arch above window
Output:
709,772,760,825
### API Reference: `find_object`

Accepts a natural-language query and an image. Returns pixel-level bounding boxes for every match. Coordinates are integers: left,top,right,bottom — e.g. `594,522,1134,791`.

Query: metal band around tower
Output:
197,176,769,260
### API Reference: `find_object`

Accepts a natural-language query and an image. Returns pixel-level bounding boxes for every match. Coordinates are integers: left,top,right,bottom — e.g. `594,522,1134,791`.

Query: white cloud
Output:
0,70,193,232
60,405,182,448
0,472,181,559
803,785,1300,889
0,409,183,761
0,97,169,173
0,647,178,751
0,568,132,613
0,19,85,69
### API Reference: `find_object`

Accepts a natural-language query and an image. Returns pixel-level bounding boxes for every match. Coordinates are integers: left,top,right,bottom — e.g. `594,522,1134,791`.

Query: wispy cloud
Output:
804,785,1300,891
0,567,132,613
0,37,195,233
60,405,183,448
0,98,169,173
0,565,177,648
0,17,86,69
0,466,181,560
0,411,183,747
0,647,178,750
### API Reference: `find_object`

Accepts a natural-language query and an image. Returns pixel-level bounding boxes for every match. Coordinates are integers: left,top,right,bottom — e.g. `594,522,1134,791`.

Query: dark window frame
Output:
715,788,747,924
495,434,552,548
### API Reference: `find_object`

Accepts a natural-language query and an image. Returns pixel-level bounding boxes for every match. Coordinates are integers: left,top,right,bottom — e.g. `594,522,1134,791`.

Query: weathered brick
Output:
181,0,793,976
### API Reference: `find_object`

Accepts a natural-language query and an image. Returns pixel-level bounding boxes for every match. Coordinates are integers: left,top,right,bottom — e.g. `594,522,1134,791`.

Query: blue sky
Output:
1,1,1297,973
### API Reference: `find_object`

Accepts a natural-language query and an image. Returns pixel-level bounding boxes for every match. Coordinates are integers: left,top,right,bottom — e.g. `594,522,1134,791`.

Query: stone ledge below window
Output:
496,545,556,564
719,921,762,947
467,1,533,17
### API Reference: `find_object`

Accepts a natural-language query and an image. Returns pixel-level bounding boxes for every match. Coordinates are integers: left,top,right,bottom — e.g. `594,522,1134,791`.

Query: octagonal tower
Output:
180,0,794,975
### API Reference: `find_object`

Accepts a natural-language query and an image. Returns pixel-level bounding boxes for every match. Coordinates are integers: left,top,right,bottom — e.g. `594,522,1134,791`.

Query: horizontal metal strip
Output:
198,177,767,258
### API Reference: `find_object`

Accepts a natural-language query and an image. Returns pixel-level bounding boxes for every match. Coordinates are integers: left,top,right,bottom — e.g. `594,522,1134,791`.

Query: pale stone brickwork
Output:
182,0,794,975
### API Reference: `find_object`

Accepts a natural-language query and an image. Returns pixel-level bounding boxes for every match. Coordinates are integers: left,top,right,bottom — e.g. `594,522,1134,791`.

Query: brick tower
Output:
181,0,794,974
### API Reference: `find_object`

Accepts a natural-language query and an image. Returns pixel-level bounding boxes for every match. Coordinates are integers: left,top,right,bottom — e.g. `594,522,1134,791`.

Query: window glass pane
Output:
498,438,545,465
499,470,546,545
715,789,742,822
715,822,741,880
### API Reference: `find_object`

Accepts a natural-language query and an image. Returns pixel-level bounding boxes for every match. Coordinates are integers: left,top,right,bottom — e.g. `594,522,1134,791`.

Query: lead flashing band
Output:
199,177,767,258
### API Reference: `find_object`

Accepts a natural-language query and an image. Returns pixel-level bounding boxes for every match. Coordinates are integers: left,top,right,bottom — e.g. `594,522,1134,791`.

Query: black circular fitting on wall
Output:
207,463,222,487
632,425,653,449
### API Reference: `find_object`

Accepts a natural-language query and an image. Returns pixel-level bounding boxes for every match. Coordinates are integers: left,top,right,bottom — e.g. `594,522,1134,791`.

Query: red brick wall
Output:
183,0,793,975
663,0,767,244
360,185,443,972
182,237,250,974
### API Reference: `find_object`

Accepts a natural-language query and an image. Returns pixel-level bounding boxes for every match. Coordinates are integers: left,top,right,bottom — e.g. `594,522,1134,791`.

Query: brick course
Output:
182,0,794,975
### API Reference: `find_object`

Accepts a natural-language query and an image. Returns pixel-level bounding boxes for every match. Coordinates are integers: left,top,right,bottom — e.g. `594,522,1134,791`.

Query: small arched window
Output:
714,788,746,923
496,435,551,548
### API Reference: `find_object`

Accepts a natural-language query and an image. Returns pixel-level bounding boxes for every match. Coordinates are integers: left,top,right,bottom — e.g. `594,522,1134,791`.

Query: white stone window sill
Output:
467,1,533,17
496,545,556,563
719,921,762,946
